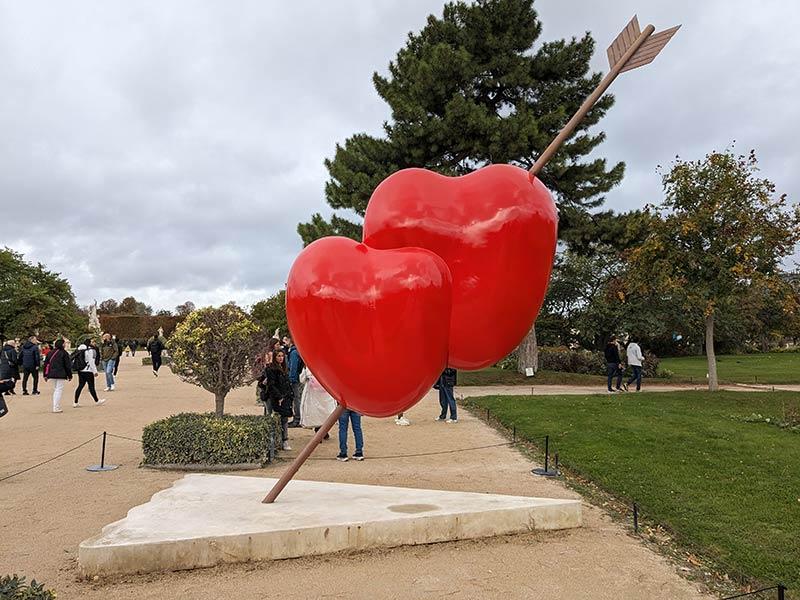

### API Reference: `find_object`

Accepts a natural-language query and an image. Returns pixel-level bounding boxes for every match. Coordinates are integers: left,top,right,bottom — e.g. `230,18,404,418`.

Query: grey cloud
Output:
1,0,798,310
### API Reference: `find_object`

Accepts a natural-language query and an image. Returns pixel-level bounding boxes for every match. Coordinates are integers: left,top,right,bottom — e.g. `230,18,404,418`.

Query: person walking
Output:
20,336,42,396
148,333,165,377
0,345,16,414
337,408,364,461
130,340,138,356
72,340,106,407
2,339,20,395
261,349,294,450
605,336,624,393
99,333,118,391
299,367,335,439
625,337,645,392
434,367,458,423
286,337,304,428
43,338,72,413
112,335,122,378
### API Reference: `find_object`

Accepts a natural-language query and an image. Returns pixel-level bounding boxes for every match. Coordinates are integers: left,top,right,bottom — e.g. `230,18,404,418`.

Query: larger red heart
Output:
363,164,558,370
286,236,452,418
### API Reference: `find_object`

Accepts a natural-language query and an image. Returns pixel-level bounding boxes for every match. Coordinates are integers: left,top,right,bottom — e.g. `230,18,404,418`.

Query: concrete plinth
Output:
79,474,581,576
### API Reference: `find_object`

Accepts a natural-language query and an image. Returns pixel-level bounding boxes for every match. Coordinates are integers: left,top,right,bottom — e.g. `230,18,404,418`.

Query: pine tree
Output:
298,0,624,246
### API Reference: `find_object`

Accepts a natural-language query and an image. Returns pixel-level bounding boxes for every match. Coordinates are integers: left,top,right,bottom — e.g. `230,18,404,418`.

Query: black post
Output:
633,502,639,533
512,425,516,443
544,435,550,472
486,407,490,420
100,431,107,469
778,584,786,600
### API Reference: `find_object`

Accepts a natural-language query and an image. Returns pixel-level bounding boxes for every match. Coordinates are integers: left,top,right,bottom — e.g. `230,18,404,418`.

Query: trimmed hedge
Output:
98,314,184,343
0,575,56,600
142,413,279,466
506,346,661,378
141,355,172,367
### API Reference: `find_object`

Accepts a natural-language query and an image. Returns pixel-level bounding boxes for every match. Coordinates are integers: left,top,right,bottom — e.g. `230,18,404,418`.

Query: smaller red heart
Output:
287,237,452,418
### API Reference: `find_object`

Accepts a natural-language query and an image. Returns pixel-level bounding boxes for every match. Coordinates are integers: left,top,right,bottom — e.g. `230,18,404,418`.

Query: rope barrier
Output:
0,434,102,482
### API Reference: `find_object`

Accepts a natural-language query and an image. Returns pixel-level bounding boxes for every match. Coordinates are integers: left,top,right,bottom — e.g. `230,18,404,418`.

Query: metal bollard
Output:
86,431,119,472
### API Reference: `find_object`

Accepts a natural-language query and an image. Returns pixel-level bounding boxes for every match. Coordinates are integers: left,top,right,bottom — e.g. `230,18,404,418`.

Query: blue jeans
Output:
438,385,457,419
606,363,621,391
627,365,643,391
102,359,116,388
338,409,363,456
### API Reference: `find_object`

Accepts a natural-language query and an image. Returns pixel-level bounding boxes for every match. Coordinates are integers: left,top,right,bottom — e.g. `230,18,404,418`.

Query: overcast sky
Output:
1,0,798,311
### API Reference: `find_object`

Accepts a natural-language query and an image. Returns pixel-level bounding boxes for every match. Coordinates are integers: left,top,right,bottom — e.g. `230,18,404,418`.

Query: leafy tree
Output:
299,0,623,247
174,301,196,317
169,303,267,416
626,149,800,390
0,248,84,341
117,296,152,316
251,290,288,337
155,308,172,317
98,299,119,314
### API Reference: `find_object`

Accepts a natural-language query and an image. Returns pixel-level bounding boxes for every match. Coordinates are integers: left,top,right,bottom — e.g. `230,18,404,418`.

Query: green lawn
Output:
660,353,800,384
466,391,800,594
458,366,605,387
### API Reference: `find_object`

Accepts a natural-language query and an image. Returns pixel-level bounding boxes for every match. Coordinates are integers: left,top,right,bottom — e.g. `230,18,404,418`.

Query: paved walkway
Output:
0,361,715,599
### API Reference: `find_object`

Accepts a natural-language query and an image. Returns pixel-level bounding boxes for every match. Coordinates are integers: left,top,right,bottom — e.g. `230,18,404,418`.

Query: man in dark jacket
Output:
286,337,304,427
148,334,164,377
435,367,458,423
20,336,42,395
605,336,624,393
2,340,20,395
1,344,17,412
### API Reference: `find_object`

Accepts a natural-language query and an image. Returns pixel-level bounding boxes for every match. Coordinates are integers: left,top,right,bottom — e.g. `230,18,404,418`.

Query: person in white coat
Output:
625,337,645,392
299,367,337,439
73,340,106,407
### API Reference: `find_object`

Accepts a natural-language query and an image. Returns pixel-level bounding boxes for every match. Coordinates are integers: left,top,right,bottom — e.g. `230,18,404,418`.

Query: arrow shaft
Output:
529,24,655,178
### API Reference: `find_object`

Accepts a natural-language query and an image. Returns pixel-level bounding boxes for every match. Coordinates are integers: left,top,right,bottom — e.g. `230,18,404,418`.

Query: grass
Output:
660,352,800,385
466,391,800,595
457,366,606,387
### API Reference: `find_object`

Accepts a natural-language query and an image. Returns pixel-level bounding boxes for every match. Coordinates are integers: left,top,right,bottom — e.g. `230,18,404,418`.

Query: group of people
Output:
256,334,363,461
605,335,646,393
0,331,167,417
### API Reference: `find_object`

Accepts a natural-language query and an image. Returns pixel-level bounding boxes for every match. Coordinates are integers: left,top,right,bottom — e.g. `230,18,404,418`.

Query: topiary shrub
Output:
0,575,56,600
142,413,279,467
642,350,660,378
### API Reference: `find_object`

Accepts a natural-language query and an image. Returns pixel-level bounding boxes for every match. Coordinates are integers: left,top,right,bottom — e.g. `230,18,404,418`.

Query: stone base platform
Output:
79,474,581,576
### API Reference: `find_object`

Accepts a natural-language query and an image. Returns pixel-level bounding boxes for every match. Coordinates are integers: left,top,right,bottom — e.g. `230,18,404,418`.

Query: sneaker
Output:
52,408,63,413
153,370,159,377
72,402,80,408
622,383,629,391
96,398,106,405
395,417,410,426
446,418,458,423
352,452,365,461
435,416,446,421
104,387,110,392
110,384,115,391
287,422,301,428
22,391,29,396
282,441,291,451
607,390,615,394
336,454,349,462
32,391,41,395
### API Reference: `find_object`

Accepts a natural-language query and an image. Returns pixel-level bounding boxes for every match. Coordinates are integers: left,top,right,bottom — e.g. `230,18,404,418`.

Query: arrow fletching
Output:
607,15,680,73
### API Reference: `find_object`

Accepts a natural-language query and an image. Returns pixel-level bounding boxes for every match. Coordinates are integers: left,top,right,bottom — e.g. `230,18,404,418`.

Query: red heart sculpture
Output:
286,237,452,418
363,164,558,370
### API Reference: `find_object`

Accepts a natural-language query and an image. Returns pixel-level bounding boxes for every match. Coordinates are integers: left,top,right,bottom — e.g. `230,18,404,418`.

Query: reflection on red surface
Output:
287,237,452,418
363,164,558,370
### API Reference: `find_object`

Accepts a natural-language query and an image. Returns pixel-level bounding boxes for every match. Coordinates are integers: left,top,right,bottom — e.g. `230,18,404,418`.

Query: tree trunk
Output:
705,313,719,392
214,392,226,417
517,324,538,375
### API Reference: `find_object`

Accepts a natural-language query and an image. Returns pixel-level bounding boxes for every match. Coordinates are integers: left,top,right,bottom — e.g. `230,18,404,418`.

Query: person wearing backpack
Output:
43,338,72,413
2,339,20,395
148,333,164,377
20,335,42,396
72,339,106,407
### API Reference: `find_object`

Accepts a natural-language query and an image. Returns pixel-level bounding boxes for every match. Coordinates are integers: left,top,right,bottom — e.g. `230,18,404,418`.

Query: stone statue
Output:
89,300,101,333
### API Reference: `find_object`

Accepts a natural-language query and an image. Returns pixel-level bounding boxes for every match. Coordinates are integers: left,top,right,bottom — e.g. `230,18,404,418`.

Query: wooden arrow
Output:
529,16,680,177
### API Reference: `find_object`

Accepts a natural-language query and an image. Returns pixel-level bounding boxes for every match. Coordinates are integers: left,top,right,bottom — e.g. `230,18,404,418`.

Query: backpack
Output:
71,349,87,372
